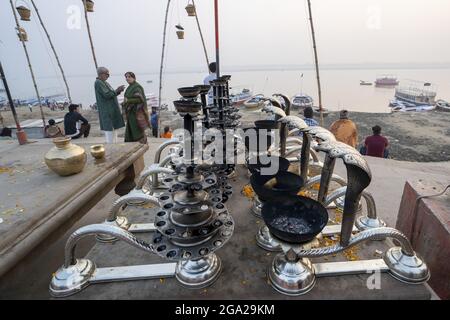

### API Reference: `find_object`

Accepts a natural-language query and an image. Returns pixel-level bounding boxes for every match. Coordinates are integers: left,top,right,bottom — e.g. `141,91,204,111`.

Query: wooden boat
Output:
391,104,435,112
230,88,252,105
360,80,373,86
375,75,399,87
436,100,450,112
243,94,265,109
291,94,313,109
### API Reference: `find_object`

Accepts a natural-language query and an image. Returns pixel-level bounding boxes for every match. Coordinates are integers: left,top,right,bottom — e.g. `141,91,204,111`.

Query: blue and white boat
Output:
243,94,265,109
391,104,435,112
291,94,314,109
230,88,252,105
394,80,437,106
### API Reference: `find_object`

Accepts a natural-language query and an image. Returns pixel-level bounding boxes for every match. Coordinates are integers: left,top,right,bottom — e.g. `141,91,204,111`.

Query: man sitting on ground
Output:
161,126,173,139
303,106,319,127
64,104,91,139
44,119,64,138
329,110,358,148
0,127,13,140
363,125,389,158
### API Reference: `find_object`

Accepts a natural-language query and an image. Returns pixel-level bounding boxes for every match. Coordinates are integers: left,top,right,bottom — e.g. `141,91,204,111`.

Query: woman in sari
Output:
122,72,150,143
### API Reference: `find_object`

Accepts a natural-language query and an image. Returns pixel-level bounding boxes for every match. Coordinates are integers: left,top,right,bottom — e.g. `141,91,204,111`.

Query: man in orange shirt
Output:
329,110,358,148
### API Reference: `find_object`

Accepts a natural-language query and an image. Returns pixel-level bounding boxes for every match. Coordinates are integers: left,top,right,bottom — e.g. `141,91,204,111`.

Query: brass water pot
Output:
90,144,105,159
45,137,87,176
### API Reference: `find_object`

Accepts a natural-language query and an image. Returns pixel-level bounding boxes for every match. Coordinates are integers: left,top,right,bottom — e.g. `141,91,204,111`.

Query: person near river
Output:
64,104,90,139
362,125,389,158
161,126,173,139
150,109,159,138
44,119,64,138
94,67,125,144
329,110,358,148
203,62,217,105
122,72,150,144
303,106,319,127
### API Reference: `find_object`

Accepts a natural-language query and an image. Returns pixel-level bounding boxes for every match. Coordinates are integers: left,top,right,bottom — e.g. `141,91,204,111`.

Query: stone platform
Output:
62,165,431,300
0,141,148,278
397,180,450,300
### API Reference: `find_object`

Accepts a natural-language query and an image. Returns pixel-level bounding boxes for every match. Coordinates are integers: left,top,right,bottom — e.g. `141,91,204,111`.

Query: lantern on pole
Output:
17,27,28,42
83,0,94,13
175,24,185,40
185,1,196,17
15,1,31,21
9,0,46,129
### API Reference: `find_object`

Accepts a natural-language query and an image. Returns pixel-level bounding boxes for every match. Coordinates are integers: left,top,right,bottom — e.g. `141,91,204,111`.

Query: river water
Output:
7,67,450,113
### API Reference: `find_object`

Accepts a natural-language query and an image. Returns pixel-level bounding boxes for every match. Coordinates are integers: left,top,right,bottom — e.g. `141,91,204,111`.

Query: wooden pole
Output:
30,0,72,103
0,61,28,144
0,61,22,130
192,0,210,70
157,0,172,137
82,0,98,70
9,0,46,129
307,0,324,126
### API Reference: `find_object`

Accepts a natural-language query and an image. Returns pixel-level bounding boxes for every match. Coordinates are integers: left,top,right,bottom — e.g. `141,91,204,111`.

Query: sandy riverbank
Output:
2,107,450,162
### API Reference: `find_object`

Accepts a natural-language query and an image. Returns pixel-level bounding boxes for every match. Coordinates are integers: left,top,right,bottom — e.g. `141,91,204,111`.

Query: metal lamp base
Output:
355,216,387,231
251,197,262,218
268,254,316,296
96,217,130,243
383,247,430,284
49,259,96,298
334,195,363,212
175,253,222,289
256,225,281,252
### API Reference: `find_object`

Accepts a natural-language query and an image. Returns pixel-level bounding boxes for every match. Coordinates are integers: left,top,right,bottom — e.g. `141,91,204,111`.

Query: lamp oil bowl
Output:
45,137,87,177
178,87,201,99
90,144,105,160
262,195,328,244
173,100,202,114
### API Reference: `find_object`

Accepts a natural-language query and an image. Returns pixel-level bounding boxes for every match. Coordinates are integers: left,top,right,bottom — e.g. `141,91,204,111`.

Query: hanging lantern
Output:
16,4,31,21
175,25,185,40
83,0,95,13
185,3,196,17
17,27,28,42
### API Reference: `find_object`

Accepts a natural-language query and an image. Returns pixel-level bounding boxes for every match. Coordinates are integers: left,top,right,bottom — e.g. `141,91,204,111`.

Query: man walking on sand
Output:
94,67,125,143
329,110,358,148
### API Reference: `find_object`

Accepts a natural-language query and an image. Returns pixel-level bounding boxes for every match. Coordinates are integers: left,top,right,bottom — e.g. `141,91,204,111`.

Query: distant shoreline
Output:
7,63,450,80
2,108,450,163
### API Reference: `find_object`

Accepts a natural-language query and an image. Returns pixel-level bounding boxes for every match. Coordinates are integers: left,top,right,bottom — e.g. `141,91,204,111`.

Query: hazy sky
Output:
1,0,450,85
